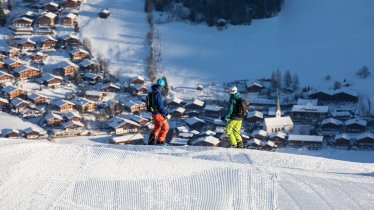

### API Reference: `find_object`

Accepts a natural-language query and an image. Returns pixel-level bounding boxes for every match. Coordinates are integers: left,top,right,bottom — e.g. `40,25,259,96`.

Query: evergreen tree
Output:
283,70,292,90
291,73,299,91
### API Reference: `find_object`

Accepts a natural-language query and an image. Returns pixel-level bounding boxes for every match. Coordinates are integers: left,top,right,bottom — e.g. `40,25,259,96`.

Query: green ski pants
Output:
224,119,243,146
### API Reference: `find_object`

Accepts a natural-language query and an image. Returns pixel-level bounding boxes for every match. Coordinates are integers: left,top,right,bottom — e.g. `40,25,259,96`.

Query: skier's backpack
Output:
234,98,248,118
145,90,158,112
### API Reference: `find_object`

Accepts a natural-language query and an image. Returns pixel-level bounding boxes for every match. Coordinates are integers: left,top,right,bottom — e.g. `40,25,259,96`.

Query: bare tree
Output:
82,37,92,53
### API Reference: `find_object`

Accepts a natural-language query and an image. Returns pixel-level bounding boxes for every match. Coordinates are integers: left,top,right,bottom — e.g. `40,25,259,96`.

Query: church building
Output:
264,92,294,134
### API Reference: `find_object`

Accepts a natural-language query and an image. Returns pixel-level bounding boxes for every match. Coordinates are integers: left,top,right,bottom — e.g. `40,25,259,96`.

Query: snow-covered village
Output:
0,0,373,209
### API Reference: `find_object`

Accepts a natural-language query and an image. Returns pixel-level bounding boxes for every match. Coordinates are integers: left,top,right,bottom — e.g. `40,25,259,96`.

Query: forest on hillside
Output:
152,0,283,26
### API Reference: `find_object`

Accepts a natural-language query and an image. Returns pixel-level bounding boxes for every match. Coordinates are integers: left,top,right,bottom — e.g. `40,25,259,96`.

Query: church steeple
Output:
276,89,281,118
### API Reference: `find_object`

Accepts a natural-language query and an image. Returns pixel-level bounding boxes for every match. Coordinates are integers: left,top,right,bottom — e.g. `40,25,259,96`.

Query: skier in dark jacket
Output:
148,78,169,145
221,86,244,148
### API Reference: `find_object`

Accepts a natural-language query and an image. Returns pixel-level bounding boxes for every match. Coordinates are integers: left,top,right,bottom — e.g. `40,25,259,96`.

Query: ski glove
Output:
221,116,227,123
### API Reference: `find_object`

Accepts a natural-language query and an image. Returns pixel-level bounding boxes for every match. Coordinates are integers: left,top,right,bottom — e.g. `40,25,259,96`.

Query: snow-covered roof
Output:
333,89,358,97
288,135,323,143
70,48,89,55
187,99,204,107
251,130,267,137
123,100,144,108
357,133,374,140
64,110,82,119
17,38,36,45
331,110,351,118
24,11,36,17
14,66,40,73
122,114,147,124
0,46,20,52
292,104,328,113
264,116,293,128
40,35,58,42
345,118,367,127
14,17,33,23
185,117,205,126
46,2,59,7
269,132,286,139
11,98,29,106
247,111,263,119
249,138,262,146
101,83,120,90
1,128,19,135
58,60,79,69
107,117,140,129
334,133,352,140
0,71,13,78
62,120,84,128
43,12,57,19
190,130,200,135
245,80,263,87
204,105,223,112
266,140,275,147
28,93,44,100
177,126,189,133
174,107,186,113
45,112,63,121
85,90,103,97
101,9,110,14
308,89,333,96
193,136,220,146
0,97,9,104
321,118,343,126
179,132,194,138
3,58,21,65
53,99,74,107
42,73,63,82
83,73,101,80
297,99,318,106
71,97,93,106
79,59,96,67
66,13,77,19
203,130,216,136
214,127,225,134
111,133,144,144
170,138,189,145
169,97,183,104
62,33,79,40
2,86,20,93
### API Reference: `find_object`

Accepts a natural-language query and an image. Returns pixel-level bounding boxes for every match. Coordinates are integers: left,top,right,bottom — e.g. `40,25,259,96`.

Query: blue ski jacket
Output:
151,85,168,116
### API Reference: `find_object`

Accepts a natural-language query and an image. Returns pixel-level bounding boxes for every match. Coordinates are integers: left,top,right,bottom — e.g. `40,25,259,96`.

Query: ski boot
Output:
236,141,244,149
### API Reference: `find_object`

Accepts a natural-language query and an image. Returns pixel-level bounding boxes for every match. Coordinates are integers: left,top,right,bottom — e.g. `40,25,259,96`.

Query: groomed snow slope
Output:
0,140,373,209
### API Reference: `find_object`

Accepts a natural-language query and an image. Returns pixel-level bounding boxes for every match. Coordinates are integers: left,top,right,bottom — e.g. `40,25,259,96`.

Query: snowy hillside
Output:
0,140,373,209
78,0,149,80
157,0,374,88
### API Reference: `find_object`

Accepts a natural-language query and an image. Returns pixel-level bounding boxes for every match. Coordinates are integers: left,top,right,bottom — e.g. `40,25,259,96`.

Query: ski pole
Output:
127,119,153,142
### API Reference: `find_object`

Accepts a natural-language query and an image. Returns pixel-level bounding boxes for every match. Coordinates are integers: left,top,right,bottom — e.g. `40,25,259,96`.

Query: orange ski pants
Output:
151,114,169,142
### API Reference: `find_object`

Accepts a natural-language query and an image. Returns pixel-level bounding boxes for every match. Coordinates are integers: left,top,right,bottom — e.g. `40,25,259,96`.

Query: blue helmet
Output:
156,78,165,87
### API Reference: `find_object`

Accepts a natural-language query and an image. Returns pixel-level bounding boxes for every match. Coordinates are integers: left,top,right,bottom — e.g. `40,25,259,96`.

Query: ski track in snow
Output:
0,140,373,209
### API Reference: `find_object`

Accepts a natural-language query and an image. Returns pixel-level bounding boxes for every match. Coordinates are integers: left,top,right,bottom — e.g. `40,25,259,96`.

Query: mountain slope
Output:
0,140,373,209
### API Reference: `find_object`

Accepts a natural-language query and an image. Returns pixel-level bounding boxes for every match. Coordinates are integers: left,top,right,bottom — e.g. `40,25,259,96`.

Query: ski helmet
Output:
229,86,238,95
156,78,166,87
